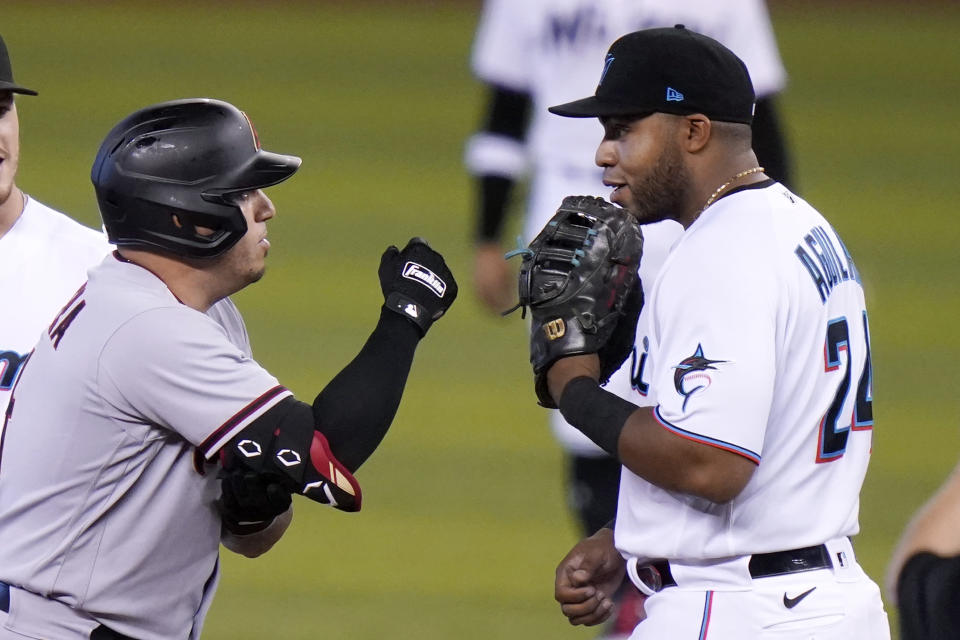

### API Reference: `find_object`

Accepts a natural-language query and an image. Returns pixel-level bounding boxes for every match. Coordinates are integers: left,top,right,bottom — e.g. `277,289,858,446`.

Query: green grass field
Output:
5,2,960,638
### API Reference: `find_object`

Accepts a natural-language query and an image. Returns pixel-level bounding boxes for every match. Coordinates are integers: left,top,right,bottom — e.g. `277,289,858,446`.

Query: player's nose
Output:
595,140,616,168
251,190,276,222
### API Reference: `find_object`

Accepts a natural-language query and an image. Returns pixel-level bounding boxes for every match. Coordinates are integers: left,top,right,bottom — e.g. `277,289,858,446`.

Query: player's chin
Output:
245,265,267,285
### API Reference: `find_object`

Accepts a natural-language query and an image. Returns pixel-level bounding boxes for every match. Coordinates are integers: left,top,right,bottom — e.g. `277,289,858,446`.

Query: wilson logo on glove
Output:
504,195,644,408
402,261,446,297
544,318,566,340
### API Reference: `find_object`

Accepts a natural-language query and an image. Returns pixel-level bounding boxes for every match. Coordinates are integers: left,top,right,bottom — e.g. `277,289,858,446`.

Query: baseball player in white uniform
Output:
0,98,457,639
0,35,109,415
540,27,890,638
466,4,794,633
466,0,793,531
0,34,250,428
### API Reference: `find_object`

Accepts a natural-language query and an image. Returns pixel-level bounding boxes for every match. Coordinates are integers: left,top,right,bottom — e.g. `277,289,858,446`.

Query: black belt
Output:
648,543,834,589
0,581,135,639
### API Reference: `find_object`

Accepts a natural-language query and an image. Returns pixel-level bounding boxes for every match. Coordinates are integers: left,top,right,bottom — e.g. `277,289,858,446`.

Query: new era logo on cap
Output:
666,87,685,102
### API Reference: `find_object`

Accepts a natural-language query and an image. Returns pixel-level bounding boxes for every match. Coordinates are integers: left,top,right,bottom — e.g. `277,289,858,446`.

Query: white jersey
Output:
616,181,874,565
0,196,109,413
466,0,787,189
466,0,786,454
0,254,288,639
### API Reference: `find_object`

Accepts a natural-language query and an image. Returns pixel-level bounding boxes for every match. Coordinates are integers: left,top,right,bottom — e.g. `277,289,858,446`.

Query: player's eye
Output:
227,191,253,205
602,120,630,140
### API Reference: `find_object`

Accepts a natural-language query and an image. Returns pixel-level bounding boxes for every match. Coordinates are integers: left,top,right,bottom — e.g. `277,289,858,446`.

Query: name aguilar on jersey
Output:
0,350,28,393
795,224,861,304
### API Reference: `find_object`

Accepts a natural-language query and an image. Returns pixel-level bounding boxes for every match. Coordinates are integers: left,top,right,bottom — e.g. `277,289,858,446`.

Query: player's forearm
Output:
616,414,755,503
888,460,960,589
311,308,420,472
221,505,293,558
551,362,754,503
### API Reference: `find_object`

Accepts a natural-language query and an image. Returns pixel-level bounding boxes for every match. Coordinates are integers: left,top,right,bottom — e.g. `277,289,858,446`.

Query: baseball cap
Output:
0,34,38,96
549,25,754,124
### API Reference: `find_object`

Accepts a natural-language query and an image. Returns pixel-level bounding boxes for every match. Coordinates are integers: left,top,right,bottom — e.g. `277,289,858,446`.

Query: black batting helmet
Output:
91,98,301,258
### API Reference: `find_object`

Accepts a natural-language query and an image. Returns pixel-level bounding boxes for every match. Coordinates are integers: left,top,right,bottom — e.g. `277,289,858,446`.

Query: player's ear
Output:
681,114,711,153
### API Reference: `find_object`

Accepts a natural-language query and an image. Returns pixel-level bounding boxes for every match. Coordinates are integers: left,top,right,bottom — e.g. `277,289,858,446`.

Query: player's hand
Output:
555,527,626,627
217,468,293,535
473,242,514,314
379,237,458,336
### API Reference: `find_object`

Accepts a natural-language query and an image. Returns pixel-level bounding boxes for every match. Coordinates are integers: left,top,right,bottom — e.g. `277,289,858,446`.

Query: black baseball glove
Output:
380,237,458,336
506,196,644,408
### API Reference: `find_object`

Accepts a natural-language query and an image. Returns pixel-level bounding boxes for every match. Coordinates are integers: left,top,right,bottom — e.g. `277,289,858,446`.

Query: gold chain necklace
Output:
701,166,765,212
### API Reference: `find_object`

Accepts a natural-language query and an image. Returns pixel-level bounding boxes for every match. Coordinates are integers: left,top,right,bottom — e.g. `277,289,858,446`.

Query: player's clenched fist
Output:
555,527,627,627
379,237,458,336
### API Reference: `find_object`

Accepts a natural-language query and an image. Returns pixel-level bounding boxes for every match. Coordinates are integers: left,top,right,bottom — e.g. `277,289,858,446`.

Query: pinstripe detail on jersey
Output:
199,385,293,458
698,591,714,639
653,407,761,464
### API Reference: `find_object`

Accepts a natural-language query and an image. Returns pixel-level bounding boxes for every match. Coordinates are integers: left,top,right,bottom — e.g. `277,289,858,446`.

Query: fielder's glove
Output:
380,237,458,336
507,196,644,408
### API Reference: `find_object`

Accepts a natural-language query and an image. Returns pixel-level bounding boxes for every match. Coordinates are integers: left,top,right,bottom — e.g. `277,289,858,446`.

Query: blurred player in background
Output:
0,33,248,425
464,3,794,636
0,33,109,418
887,459,960,639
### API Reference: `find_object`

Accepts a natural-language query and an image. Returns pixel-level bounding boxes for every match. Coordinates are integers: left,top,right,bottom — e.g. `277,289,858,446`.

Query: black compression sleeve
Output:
751,96,795,192
558,376,637,458
476,175,514,242
311,308,420,471
474,85,532,243
897,551,960,640
483,84,532,140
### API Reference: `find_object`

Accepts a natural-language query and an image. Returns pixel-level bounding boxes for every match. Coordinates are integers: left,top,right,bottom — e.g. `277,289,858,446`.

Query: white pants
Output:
628,562,890,639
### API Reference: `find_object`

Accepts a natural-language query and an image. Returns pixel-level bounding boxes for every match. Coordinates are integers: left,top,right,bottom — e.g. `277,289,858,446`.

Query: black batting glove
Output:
217,469,293,535
379,237,458,336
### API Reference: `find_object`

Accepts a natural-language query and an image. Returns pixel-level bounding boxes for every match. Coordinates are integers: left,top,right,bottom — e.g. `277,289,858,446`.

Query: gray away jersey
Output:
0,254,290,639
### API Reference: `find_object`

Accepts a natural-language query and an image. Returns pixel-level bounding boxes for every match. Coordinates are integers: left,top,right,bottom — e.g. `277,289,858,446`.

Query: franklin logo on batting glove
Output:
402,262,446,297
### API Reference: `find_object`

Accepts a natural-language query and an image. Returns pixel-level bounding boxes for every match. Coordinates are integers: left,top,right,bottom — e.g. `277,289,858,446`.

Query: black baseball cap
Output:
0,34,38,96
549,25,754,124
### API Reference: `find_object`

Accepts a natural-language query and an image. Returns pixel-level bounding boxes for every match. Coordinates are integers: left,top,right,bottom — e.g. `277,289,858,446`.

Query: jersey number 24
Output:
818,311,873,463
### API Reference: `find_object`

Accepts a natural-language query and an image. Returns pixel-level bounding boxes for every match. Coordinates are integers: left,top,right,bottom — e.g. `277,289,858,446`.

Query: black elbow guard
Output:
221,397,362,511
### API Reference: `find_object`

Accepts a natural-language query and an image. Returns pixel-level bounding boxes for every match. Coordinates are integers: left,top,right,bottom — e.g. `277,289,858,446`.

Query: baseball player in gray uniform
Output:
0,33,253,428
0,98,457,639
541,27,889,638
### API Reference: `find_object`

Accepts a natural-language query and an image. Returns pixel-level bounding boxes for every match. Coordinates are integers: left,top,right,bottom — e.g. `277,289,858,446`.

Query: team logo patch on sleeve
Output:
402,261,446,297
673,344,726,410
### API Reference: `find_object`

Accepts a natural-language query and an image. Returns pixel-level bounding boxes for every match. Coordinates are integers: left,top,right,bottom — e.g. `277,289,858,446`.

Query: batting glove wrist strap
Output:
558,376,637,458
383,292,433,336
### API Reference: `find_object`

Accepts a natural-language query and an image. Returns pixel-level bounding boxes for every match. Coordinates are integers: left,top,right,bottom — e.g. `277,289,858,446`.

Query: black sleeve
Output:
897,551,960,640
483,84,532,141
473,85,533,242
310,307,421,471
220,309,421,511
751,95,795,193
